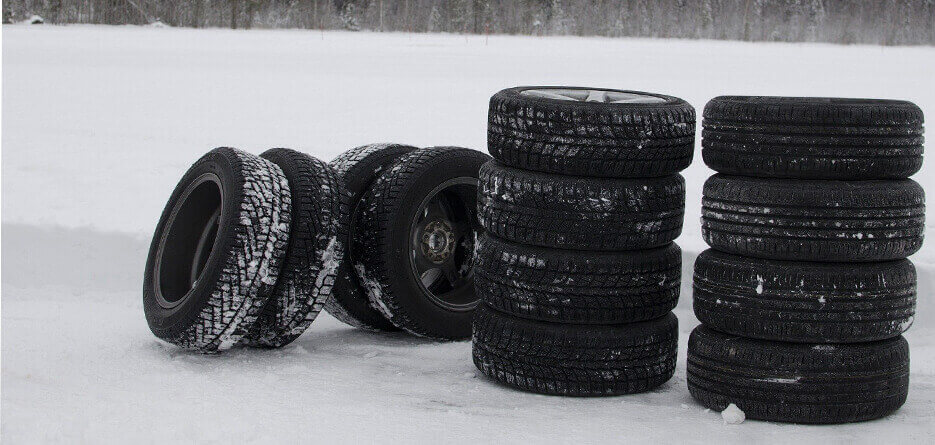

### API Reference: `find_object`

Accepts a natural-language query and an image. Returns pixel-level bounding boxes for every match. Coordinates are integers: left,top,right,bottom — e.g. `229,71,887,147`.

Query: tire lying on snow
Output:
693,249,916,343
325,143,417,332
702,96,924,180
479,161,684,251
702,174,925,262
143,147,291,352
475,233,681,324
242,148,345,348
687,326,909,424
473,305,678,396
488,86,695,178
354,146,491,339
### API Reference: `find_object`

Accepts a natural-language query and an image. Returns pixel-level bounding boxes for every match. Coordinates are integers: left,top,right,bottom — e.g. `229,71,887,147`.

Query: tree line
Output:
5,0,934,46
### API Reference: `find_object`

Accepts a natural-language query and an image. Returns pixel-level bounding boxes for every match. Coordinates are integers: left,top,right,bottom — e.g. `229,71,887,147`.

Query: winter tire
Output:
242,148,344,348
479,161,684,251
475,234,681,324
702,96,924,180
472,305,678,396
488,86,695,178
693,249,916,343
143,147,291,352
702,174,924,262
687,326,909,424
325,143,417,332
355,147,491,339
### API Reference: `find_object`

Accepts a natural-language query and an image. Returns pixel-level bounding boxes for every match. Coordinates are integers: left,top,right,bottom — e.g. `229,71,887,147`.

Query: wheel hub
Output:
421,220,455,263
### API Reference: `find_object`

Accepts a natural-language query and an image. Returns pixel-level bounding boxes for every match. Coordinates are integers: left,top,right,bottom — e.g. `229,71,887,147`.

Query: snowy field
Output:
3,25,935,443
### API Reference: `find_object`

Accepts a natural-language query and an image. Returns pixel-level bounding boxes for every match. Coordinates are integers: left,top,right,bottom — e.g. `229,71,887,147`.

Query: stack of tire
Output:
688,96,925,423
472,86,695,396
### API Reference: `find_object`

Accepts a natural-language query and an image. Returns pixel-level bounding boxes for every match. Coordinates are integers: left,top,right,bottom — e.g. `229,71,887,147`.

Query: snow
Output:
721,404,746,425
3,25,935,442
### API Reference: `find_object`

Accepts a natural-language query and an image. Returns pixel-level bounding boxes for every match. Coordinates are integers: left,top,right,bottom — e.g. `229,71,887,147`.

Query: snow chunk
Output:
755,275,764,295
721,403,745,424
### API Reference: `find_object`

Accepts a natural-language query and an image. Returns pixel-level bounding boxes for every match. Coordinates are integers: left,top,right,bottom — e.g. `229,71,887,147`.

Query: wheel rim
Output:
153,173,224,309
409,177,479,312
521,88,667,104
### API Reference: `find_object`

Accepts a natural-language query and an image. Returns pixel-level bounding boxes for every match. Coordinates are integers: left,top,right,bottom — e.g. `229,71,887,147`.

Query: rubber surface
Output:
473,305,678,396
143,148,291,352
325,143,417,332
687,326,909,424
475,234,681,324
243,148,345,348
478,161,684,251
488,86,695,178
355,147,491,339
693,249,916,343
702,174,925,262
702,96,924,180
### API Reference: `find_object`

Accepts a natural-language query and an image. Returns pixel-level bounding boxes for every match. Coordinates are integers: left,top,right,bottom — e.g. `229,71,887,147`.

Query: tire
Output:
355,147,491,339
475,233,681,324
702,96,924,180
143,148,291,352
324,143,417,332
693,249,916,343
242,149,345,348
702,174,924,262
478,161,684,251
488,86,695,178
472,305,678,396
687,326,909,424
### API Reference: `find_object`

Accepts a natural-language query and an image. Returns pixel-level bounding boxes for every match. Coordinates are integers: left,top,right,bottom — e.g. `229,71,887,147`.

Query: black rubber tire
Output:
478,161,684,251
693,249,916,343
687,326,909,424
475,233,681,324
472,305,678,396
355,147,491,339
488,86,695,178
702,96,924,180
143,148,291,352
242,149,345,348
324,143,417,332
702,174,925,262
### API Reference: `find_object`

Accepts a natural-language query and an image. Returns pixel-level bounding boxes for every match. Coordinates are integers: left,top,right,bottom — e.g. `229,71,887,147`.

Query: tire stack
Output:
688,96,925,423
471,86,695,396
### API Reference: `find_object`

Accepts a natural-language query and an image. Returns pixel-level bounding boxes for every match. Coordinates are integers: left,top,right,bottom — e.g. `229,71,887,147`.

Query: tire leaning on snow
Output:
143,147,291,352
242,148,345,348
488,86,695,178
324,143,417,332
354,146,491,339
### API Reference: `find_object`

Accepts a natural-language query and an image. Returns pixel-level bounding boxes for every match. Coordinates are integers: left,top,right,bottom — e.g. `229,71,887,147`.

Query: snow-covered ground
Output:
3,25,935,443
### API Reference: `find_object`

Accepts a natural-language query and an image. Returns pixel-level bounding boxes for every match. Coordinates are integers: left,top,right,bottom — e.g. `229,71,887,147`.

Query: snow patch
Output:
721,404,745,424
355,263,393,319
315,236,341,290
755,275,764,295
